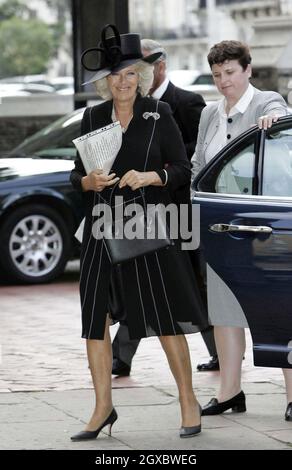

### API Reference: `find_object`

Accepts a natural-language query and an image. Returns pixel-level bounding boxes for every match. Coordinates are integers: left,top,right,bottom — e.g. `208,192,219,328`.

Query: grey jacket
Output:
191,87,288,178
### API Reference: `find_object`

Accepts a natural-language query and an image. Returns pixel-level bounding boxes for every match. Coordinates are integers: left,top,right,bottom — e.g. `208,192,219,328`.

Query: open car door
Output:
192,118,292,368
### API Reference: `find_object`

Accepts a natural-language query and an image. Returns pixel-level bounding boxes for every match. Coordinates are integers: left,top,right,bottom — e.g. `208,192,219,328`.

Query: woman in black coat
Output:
70,25,207,441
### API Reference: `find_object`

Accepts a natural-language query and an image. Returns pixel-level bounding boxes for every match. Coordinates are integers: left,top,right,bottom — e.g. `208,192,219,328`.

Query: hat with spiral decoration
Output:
81,24,162,84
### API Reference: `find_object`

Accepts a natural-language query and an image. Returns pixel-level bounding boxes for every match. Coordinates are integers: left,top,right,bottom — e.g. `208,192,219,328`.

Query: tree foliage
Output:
0,0,70,78
0,0,32,21
0,17,54,77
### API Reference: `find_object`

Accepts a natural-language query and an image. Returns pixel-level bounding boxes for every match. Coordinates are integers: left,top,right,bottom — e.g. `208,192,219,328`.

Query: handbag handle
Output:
109,181,147,214
143,99,159,172
109,99,160,207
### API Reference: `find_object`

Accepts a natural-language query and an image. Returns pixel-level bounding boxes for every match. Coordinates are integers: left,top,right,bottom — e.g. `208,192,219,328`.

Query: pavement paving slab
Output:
0,263,291,450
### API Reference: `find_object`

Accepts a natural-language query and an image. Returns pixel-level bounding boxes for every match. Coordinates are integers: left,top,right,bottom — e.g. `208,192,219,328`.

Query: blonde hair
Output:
93,61,153,100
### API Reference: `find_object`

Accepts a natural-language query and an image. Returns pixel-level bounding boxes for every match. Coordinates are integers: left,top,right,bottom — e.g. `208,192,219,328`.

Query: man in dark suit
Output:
112,39,219,376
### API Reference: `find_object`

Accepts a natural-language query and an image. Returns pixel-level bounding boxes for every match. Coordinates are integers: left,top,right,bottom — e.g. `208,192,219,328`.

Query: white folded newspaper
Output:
73,121,122,242
74,218,85,243
73,121,122,175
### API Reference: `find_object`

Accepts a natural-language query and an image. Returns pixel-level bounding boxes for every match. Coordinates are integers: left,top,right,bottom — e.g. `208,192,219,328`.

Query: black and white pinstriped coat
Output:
70,94,207,340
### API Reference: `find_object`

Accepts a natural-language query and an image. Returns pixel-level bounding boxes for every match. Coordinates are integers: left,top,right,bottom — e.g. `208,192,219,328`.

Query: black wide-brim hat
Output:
81,24,162,85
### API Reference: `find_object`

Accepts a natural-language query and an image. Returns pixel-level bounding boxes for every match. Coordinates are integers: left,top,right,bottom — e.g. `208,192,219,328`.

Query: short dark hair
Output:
207,40,251,71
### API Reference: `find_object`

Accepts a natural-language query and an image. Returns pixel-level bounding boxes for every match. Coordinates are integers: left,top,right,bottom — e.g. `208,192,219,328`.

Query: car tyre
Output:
0,204,71,284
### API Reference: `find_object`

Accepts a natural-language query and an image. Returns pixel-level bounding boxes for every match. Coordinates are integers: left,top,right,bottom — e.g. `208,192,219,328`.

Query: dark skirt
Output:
80,228,208,340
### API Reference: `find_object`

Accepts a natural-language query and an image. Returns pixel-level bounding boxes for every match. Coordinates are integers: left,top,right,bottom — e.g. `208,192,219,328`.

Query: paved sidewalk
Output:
0,262,291,450
0,383,291,450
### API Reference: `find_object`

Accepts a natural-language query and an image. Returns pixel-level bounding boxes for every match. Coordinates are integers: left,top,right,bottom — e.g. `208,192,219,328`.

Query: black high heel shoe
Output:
179,404,202,438
285,402,292,421
201,391,246,416
71,408,118,441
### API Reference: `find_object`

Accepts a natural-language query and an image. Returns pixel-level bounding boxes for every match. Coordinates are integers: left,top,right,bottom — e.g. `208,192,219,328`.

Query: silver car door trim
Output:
193,191,292,205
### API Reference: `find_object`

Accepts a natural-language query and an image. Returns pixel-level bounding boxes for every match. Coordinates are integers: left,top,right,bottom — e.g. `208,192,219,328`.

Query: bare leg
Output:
214,326,245,402
282,368,292,403
159,334,200,427
85,316,113,431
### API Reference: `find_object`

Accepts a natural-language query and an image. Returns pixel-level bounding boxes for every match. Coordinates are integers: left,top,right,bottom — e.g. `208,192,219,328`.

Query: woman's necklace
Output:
112,107,133,133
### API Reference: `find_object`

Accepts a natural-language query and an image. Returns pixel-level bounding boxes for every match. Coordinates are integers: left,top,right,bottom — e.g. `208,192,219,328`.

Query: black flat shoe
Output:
71,408,118,441
112,358,131,376
179,404,202,438
202,391,246,416
285,402,292,421
197,355,220,372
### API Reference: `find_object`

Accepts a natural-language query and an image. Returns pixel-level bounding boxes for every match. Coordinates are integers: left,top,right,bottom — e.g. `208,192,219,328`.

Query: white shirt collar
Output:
152,77,169,100
219,83,255,118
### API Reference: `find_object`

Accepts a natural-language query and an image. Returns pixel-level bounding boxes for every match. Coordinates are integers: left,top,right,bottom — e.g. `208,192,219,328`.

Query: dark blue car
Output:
192,115,292,369
0,109,85,284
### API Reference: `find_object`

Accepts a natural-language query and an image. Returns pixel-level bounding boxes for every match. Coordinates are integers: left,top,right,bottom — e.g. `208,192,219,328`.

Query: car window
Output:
9,109,84,160
14,125,79,160
192,74,214,86
215,144,256,195
263,128,292,197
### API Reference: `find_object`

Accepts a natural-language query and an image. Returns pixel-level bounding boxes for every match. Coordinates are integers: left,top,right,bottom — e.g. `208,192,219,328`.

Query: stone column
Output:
71,0,129,108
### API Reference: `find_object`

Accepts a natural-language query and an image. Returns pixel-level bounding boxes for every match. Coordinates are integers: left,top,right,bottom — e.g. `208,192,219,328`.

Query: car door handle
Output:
210,223,273,233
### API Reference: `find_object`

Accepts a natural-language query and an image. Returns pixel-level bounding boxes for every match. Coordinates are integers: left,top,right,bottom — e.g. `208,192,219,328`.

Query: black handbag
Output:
104,185,173,265
103,99,174,265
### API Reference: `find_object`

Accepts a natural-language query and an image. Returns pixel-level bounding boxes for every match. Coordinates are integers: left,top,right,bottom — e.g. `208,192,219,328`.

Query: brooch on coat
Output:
143,112,160,120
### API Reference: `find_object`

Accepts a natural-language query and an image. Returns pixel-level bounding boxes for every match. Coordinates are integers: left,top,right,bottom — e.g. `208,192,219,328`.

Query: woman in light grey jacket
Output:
191,40,292,421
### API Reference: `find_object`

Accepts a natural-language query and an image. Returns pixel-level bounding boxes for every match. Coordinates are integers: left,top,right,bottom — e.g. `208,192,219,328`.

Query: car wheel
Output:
0,204,71,284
